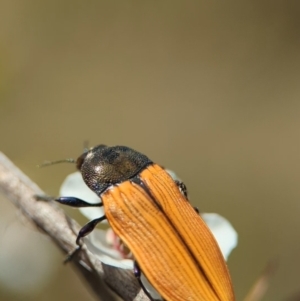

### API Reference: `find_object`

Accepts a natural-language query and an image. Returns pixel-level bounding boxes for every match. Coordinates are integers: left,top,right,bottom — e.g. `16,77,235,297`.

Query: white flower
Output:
60,171,238,269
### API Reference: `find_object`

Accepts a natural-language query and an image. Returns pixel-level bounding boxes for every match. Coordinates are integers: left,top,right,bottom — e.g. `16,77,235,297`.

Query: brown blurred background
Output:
1,1,300,300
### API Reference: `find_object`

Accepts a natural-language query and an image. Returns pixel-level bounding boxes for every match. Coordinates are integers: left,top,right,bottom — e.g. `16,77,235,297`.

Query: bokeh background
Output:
1,1,300,300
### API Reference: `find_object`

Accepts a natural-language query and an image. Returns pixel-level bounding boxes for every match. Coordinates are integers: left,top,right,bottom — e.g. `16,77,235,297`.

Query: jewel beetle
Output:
50,145,235,301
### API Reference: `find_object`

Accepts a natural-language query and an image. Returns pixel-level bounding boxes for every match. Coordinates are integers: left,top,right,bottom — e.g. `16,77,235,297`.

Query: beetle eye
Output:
76,144,109,171
76,152,88,170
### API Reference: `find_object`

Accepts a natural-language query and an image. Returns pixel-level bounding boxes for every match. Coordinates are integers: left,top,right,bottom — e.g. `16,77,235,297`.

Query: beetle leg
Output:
133,260,141,278
64,215,106,263
194,206,200,214
174,180,188,199
35,195,103,207
134,261,156,301
56,196,103,207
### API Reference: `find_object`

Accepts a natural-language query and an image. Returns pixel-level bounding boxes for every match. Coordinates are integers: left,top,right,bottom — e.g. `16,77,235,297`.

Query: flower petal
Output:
165,168,182,181
84,230,133,269
202,213,238,260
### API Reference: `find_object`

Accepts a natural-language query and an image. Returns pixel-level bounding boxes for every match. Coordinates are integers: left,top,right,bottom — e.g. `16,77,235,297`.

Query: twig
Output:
0,151,150,301
243,260,278,301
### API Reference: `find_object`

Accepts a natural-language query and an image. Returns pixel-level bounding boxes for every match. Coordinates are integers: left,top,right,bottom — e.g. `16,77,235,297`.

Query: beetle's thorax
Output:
76,145,152,195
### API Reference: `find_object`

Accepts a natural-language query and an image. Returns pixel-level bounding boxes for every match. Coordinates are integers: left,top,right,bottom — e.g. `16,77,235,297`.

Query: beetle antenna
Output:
37,158,76,168
83,140,89,153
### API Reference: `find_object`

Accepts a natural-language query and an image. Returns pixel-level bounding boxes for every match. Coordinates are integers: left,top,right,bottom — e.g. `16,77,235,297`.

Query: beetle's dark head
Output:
76,145,152,195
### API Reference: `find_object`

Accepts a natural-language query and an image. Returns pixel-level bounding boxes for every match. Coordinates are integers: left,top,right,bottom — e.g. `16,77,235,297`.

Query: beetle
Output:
47,145,235,301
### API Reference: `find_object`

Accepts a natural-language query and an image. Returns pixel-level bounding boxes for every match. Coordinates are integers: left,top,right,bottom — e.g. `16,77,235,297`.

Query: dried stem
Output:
0,151,150,301
243,260,278,301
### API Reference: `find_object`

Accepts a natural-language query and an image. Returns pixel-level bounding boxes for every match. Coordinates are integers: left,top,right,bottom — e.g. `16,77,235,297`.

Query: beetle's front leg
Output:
36,194,106,262
65,215,107,263
35,195,103,207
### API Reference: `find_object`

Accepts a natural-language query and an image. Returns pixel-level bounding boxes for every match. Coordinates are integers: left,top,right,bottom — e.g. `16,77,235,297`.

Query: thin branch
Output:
0,151,150,301
243,260,278,301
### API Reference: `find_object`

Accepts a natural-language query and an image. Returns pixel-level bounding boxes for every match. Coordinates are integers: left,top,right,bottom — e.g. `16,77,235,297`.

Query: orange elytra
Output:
52,145,235,301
